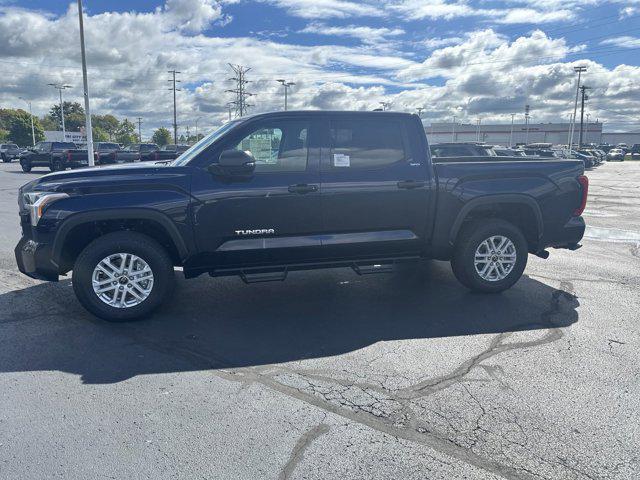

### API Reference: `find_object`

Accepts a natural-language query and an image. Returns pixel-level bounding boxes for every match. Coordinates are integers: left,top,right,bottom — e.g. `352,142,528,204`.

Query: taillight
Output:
67,151,71,161
574,175,588,216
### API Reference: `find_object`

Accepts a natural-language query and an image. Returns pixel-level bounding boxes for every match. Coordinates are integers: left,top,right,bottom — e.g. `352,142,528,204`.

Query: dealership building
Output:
424,121,640,146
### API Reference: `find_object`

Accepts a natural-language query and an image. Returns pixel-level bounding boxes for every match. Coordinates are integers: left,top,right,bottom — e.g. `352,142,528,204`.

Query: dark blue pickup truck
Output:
15,111,587,321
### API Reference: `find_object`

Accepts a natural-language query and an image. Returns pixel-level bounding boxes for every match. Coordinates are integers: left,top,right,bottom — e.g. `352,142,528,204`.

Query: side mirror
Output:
209,149,255,177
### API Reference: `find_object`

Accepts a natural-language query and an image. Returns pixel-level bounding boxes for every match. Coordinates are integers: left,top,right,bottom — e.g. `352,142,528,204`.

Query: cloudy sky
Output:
1,0,639,137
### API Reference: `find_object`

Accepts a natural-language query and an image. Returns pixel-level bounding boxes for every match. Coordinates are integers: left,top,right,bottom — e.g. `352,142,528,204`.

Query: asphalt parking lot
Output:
0,160,638,479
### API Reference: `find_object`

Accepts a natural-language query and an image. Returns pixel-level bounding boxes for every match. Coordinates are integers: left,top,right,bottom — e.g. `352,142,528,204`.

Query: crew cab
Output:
110,143,159,163
19,141,89,172
1,143,21,162
155,144,190,161
93,142,121,165
15,111,588,322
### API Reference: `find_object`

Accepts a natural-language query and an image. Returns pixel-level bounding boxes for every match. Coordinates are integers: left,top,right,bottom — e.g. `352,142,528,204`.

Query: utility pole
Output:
569,66,587,150
186,125,190,142
509,113,515,147
47,83,72,136
136,117,142,142
77,0,94,165
19,97,35,146
226,64,254,118
475,118,481,142
195,117,201,142
379,101,391,111
578,85,591,148
416,107,425,118
276,79,295,111
226,102,234,122
524,105,531,145
585,113,591,144
167,69,181,144
452,115,457,142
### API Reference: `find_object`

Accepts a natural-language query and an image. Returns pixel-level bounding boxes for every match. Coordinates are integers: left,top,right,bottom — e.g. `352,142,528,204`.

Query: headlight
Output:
22,192,69,225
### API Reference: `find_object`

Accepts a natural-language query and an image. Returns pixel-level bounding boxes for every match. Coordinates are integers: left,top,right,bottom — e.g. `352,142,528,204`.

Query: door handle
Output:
397,180,426,189
288,184,319,194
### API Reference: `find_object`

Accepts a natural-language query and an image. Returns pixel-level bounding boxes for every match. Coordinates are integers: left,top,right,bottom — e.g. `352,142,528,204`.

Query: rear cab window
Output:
327,117,410,170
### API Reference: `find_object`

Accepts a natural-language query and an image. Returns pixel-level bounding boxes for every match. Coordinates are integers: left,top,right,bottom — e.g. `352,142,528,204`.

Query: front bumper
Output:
15,236,59,281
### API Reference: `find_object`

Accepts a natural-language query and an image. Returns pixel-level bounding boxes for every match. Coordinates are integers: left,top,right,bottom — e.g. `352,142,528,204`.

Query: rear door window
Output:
329,118,408,169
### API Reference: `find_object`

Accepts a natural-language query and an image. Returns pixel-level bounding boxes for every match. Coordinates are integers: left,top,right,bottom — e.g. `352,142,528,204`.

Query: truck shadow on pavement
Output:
0,260,579,384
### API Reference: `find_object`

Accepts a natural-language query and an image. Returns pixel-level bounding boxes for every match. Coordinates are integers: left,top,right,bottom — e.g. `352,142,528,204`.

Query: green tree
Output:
92,114,119,140
115,118,138,145
47,101,85,131
9,110,44,146
92,126,110,142
0,130,8,142
152,127,172,146
40,115,58,131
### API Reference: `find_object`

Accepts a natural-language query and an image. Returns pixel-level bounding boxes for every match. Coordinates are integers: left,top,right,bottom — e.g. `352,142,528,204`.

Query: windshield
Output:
172,120,242,166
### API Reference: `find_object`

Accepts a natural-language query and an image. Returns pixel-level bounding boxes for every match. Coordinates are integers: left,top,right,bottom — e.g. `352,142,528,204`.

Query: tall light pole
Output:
509,113,515,147
452,115,457,142
276,79,295,111
47,83,72,136
137,117,143,142
77,0,94,165
475,118,481,142
18,97,36,146
585,113,591,144
569,66,587,150
379,101,391,111
524,105,531,145
416,107,425,118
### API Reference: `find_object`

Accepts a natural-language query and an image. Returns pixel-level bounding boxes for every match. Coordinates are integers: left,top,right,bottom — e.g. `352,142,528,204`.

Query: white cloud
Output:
299,23,404,45
0,1,639,135
600,36,640,48
262,0,382,19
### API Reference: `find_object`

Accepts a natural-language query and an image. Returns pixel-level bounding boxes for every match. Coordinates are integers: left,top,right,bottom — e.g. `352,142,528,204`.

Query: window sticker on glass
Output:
333,154,350,167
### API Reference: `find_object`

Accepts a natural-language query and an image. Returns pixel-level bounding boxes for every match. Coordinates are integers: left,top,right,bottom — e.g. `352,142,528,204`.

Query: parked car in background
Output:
625,144,640,161
429,142,496,158
576,149,598,167
93,142,121,165
597,144,614,154
493,147,527,157
19,141,89,172
607,148,625,161
155,144,190,161
0,143,21,162
520,145,559,158
110,143,159,163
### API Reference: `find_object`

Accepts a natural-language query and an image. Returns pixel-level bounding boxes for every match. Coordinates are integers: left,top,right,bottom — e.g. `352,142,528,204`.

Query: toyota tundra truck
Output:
15,111,587,321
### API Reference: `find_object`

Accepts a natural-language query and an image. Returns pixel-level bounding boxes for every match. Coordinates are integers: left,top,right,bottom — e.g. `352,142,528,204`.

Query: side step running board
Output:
240,269,288,284
352,262,396,275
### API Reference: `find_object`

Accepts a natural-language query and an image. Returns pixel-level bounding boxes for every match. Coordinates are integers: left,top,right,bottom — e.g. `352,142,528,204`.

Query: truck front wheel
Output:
451,219,528,293
72,232,175,321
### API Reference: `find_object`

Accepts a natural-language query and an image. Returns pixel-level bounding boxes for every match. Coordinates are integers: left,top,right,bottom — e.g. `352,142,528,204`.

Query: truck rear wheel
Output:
2,153,9,163
451,219,528,293
20,160,32,172
72,232,175,322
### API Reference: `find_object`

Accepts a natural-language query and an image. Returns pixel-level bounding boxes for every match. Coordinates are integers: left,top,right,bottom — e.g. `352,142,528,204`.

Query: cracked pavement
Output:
0,161,638,479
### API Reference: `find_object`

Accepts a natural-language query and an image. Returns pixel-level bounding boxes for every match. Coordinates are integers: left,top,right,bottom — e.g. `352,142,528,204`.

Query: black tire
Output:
50,159,63,172
20,160,32,172
72,231,175,322
1,153,9,163
451,219,528,293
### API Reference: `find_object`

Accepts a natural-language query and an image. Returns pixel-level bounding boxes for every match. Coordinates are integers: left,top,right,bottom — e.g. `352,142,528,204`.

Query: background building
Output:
425,121,605,146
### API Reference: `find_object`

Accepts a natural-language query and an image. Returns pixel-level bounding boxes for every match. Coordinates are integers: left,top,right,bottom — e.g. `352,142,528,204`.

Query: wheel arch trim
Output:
449,194,544,245
51,208,189,267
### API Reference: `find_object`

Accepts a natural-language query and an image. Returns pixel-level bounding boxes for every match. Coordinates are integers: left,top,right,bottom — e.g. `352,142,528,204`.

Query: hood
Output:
21,161,185,194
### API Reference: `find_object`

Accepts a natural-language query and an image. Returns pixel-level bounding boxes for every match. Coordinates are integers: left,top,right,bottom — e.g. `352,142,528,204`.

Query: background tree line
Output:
0,102,203,147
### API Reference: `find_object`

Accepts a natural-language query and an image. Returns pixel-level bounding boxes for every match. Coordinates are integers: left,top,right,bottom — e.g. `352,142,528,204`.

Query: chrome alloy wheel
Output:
474,235,517,282
91,253,154,308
